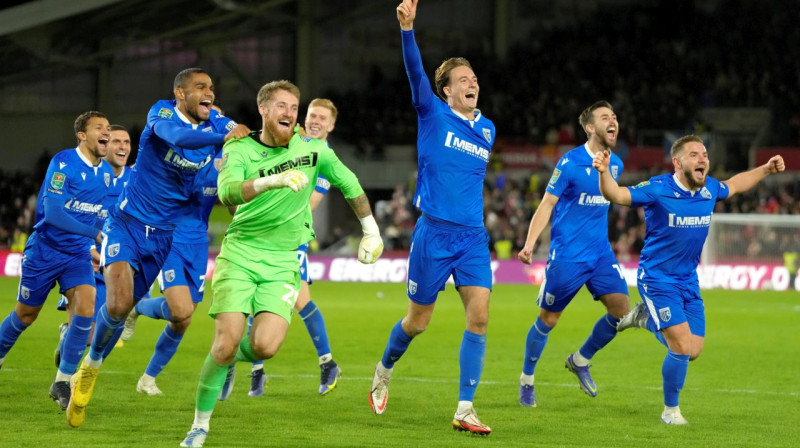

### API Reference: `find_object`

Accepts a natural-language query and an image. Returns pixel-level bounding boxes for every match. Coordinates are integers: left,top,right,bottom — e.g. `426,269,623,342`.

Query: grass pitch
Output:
0,277,797,447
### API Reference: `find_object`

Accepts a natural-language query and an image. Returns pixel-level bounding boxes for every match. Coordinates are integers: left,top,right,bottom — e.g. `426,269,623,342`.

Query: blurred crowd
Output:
329,0,800,151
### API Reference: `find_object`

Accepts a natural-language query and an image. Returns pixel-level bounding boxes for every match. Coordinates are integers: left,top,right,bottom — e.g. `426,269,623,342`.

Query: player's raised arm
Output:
593,150,631,205
722,155,785,197
397,0,417,30
517,192,558,264
398,0,435,112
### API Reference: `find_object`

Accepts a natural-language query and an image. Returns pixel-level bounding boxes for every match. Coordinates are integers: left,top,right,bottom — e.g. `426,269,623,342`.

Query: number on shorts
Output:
281,284,298,307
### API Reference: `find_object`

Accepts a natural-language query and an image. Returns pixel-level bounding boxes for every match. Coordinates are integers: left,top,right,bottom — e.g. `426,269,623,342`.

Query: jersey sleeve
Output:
714,177,730,201
401,30,436,116
217,140,248,206
317,145,363,199
210,110,238,134
545,160,570,198
628,179,659,207
152,120,226,149
315,175,331,195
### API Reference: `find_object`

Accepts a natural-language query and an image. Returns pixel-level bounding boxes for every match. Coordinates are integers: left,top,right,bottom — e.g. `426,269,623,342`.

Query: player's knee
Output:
401,318,428,336
210,340,238,364
250,339,278,360
169,315,192,334
15,308,40,326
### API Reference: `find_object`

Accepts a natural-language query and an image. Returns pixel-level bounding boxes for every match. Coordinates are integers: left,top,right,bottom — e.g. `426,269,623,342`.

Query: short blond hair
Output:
671,135,704,158
257,80,300,106
308,98,338,123
434,57,472,101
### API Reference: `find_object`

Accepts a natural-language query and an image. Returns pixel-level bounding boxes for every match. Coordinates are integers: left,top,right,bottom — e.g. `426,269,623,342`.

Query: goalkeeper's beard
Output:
263,119,294,147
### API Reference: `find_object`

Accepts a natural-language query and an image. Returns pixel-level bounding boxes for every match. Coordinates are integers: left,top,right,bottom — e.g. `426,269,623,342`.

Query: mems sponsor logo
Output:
164,149,212,171
444,132,489,162
668,213,712,228
578,193,609,206
65,198,103,215
262,152,319,176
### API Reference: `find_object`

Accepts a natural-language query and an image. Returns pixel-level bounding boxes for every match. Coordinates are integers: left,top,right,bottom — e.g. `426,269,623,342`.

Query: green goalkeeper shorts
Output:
209,240,300,322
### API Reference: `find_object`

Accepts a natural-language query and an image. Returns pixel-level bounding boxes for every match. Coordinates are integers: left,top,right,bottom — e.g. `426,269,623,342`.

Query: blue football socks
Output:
579,313,620,360
458,330,486,401
381,319,414,369
522,317,553,375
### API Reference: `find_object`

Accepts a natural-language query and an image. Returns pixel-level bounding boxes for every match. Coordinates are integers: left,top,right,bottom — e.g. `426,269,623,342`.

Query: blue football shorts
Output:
17,232,94,307
297,243,311,284
156,240,209,303
638,277,705,336
100,210,173,301
537,251,629,312
406,214,491,305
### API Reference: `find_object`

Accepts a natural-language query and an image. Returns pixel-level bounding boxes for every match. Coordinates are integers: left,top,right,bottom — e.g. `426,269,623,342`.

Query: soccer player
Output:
594,135,785,425
66,68,250,427
179,80,383,448
0,111,112,411
368,0,495,435
54,124,133,366
121,148,222,396
515,101,630,406
244,98,343,397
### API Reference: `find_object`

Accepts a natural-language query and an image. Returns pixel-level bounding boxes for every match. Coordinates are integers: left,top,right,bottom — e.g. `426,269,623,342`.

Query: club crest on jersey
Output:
157,108,173,119
104,172,110,187
611,165,618,179
51,172,66,189
408,280,417,295
214,158,223,171
108,243,120,258
658,307,671,322
482,128,491,143
700,187,712,199
548,169,561,188
164,270,176,283
20,285,30,300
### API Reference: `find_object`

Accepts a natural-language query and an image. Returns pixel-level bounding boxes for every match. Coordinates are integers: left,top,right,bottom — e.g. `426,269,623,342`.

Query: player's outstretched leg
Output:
248,363,267,397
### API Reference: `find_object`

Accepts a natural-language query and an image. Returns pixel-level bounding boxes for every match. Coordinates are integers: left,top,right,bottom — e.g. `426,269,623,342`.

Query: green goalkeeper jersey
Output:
218,131,364,250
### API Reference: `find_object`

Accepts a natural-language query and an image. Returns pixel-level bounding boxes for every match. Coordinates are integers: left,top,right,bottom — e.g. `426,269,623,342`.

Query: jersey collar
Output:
450,108,481,125
74,146,102,168
174,107,204,129
672,173,698,196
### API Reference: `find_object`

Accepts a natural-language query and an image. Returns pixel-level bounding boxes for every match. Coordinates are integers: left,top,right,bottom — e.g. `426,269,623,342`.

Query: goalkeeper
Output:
180,80,383,448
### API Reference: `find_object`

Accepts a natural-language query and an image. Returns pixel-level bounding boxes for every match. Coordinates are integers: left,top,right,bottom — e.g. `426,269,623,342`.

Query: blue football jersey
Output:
117,99,236,229
546,144,624,262
99,166,131,221
402,30,494,227
33,147,114,254
629,174,729,283
173,153,222,244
